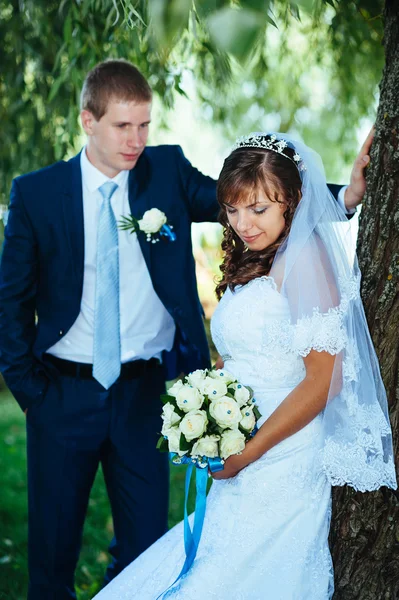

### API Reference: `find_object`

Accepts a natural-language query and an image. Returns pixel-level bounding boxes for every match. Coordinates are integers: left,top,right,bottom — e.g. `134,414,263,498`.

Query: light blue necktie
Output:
93,181,121,389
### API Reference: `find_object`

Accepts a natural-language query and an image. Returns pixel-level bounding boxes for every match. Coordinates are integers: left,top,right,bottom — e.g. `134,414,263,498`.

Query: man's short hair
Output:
80,59,152,120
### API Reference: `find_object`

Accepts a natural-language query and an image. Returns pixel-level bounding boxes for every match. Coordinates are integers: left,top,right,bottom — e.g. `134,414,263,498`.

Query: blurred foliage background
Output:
0,0,384,199
0,0,387,597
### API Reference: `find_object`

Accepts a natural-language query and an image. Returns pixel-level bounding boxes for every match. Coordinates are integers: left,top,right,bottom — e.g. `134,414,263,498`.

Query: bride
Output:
94,133,396,600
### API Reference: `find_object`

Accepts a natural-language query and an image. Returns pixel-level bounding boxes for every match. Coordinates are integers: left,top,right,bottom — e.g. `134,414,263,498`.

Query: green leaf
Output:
207,7,264,62
294,0,316,14
148,0,192,50
48,76,65,103
253,406,262,421
156,436,169,452
239,424,251,437
160,394,177,410
179,433,192,452
266,15,278,28
289,2,301,20
63,12,72,42
241,0,271,11
206,409,218,425
194,0,229,18
118,214,139,233
174,405,185,418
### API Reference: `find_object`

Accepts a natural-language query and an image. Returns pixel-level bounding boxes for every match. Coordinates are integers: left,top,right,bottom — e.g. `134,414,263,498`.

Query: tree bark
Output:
331,2,399,599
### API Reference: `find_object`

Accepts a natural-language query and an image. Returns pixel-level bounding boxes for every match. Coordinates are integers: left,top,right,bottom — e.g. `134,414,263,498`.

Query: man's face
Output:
81,99,151,178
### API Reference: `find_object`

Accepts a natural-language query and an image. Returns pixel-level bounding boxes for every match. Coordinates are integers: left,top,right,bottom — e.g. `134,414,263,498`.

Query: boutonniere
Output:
119,208,176,244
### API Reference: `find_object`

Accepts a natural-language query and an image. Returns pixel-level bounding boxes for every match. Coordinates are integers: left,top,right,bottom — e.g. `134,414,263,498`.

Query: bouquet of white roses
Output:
154,369,261,598
157,368,261,464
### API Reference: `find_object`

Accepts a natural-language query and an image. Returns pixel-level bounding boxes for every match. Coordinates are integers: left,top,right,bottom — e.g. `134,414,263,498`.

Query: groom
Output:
0,59,369,599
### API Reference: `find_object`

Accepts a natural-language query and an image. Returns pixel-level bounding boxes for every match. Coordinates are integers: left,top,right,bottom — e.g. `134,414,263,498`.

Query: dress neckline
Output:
232,275,281,296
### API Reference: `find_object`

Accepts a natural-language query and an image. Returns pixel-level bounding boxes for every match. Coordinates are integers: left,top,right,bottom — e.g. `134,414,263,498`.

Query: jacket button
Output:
59,330,64,336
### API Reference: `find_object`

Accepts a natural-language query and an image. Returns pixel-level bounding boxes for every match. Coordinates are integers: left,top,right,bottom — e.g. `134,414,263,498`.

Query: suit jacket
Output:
0,146,218,411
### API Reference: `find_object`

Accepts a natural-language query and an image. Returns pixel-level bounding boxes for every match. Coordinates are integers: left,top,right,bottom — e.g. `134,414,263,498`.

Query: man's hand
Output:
214,355,224,370
344,127,374,211
24,408,28,415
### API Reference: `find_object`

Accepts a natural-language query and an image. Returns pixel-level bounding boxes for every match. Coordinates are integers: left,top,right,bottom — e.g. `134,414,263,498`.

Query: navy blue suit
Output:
0,146,218,599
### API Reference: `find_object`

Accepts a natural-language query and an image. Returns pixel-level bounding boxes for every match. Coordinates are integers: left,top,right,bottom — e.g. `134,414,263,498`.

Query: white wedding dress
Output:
94,276,334,600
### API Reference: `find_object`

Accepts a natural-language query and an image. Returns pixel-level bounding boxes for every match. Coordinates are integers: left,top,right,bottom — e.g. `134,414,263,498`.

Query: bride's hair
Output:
216,145,302,299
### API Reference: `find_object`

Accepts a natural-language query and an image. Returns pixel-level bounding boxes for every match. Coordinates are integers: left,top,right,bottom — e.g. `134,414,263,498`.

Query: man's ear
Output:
81,110,97,135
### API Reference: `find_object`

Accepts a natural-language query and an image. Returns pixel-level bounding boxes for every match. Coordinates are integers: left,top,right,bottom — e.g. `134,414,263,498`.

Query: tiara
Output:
231,133,306,172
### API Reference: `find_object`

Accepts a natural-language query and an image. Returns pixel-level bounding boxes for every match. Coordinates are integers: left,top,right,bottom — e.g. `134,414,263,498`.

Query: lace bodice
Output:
211,276,307,390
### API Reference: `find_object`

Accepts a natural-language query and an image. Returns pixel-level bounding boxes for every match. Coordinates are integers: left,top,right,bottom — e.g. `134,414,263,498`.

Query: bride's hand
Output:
211,452,250,480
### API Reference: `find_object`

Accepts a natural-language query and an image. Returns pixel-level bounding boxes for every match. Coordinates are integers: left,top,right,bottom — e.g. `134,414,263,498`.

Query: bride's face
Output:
224,190,286,251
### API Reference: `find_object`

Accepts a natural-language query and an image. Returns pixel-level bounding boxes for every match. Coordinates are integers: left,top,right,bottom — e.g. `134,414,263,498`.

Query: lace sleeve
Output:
272,239,396,492
291,306,347,357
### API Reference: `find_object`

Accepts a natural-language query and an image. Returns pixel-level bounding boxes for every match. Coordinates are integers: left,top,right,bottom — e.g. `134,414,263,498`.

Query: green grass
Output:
0,387,203,600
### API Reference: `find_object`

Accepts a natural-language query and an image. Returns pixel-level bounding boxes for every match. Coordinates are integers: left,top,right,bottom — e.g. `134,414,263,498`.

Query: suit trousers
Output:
25,361,169,600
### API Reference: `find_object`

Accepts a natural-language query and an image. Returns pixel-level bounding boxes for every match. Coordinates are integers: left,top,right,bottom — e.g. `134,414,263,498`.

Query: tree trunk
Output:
331,2,399,599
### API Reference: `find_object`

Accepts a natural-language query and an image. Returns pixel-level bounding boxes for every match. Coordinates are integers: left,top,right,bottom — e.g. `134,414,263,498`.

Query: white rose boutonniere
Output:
119,208,176,243
139,208,166,234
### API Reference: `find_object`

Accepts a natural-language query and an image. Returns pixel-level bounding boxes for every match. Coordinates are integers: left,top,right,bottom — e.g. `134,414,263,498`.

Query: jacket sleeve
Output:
327,184,355,220
0,179,48,411
174,146,219,223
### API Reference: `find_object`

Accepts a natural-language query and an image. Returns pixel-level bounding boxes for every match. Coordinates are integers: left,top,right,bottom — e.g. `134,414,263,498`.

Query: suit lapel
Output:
62,153,84,285
128,151,152,273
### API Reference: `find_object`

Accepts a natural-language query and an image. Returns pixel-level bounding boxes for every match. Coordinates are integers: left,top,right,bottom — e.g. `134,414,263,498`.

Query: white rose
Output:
203,377,228,400
138,208,167,234
176,385,204,412
239,407,256,432
186,369,207,390
161,403,181,434
168,379,184,398
233,384,251,407
209,396,241,429
164,426,186,456
209,369,236,385
179,410,208,441
191,434,220,458
220,429,246,459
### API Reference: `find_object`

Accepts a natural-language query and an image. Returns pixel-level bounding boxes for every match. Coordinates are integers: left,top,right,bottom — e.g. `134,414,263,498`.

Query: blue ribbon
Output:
160,224,176,242
157,454,224,599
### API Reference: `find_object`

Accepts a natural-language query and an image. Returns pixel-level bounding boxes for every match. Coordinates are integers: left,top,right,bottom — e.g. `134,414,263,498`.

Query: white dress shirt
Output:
48,148,176,363
338,186,354,214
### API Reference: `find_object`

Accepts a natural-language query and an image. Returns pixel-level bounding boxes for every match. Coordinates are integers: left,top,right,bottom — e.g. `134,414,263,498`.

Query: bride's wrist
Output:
242,440,261,465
